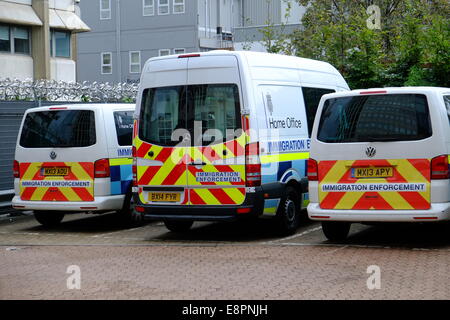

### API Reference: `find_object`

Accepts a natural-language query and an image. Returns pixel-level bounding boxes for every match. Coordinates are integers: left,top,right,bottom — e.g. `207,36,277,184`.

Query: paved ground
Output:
0,211,449,299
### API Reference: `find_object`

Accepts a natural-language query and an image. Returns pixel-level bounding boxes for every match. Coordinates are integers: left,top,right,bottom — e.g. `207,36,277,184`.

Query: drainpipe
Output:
116,0,122,83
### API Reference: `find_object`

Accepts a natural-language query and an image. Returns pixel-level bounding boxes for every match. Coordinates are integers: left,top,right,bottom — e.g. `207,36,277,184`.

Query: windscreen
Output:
317,94,431,143
140,84,241,147
20,110,96,148
113,110,134,146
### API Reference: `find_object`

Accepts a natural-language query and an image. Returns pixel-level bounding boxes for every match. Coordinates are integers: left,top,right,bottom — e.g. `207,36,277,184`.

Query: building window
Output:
100,0,111,20
173,0,185,14
158,0,169,15
50,30,71,58
101,52,112,74
173,48,185,55
129,51,141,73
159,49,170,56
0,25,30,55
143,0,154,16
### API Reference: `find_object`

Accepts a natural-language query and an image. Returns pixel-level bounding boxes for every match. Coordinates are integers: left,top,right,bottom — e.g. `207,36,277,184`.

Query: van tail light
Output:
245,142,261,187
307,159,319,181
13,160,20,178
431,155,449,180
94,158,110,178
132,146,137,186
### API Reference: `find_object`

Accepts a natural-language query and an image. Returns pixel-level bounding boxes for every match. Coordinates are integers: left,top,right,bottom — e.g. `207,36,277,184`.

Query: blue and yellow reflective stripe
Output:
110,158,133,166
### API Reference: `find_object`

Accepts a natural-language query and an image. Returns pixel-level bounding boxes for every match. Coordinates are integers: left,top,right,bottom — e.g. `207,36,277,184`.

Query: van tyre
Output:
164,220,193,233
34,211,65,227
321,221,351,241
276,186,301,236
116,191,144,227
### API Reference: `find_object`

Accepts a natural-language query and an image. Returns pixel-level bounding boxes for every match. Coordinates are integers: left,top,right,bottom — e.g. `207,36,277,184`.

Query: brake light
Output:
431,155,449,180
245,142,261,187
307,159,319,181
132,146,137,186
360,90,387,95
13,160,20,178
178,54,201,58
94,158,110,178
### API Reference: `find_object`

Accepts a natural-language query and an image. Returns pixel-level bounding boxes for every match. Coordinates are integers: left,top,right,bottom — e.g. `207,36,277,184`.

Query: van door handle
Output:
189,162,207,166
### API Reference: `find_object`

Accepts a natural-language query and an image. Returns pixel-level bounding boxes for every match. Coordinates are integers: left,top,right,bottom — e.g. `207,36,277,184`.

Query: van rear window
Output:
140,84,241,147
317,94,431,143
20,110,96,148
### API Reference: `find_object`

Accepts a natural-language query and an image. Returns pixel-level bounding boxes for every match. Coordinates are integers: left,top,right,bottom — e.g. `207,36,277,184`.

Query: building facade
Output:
77,0,305,84
0,0,90,82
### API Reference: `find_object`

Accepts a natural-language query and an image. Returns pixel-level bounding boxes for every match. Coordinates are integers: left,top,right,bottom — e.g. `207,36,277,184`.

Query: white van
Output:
308,87,450,240
133,50,349,235
12,103,136,227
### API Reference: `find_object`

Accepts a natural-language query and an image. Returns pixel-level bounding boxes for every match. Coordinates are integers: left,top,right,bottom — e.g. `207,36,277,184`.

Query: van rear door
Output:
315,93,432,210
18,108,97,202
185,55,246,206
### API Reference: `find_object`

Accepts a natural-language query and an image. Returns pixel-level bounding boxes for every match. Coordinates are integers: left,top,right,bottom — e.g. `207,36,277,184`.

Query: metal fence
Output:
0,79,139,195
0,78,139,102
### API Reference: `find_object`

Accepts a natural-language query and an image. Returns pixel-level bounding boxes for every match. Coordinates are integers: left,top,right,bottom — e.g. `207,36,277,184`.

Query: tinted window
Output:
189,84,241,146
140,86,186,147
20,110,96,148
140,84,241,147
302,87,335,135
317,94,431,143
444,95,450,125
114,111,134,146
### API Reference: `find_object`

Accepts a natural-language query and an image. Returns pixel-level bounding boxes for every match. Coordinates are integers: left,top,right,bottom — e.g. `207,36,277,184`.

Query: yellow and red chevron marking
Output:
189,187,246,205
318,159,431,210
134,132,247,205
19,162,94,202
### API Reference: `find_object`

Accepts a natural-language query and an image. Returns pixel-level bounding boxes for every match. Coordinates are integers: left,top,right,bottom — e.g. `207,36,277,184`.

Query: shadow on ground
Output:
330,222,450,249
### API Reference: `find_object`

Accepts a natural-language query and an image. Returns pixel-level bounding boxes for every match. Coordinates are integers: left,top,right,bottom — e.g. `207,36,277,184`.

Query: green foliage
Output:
261,0,450,89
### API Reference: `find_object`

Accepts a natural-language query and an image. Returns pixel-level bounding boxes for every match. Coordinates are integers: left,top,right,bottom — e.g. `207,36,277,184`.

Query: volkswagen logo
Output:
50,151,57,160
365,146,376,158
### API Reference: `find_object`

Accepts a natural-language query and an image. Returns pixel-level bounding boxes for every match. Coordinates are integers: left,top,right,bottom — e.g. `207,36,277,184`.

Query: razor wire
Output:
0,78,139,102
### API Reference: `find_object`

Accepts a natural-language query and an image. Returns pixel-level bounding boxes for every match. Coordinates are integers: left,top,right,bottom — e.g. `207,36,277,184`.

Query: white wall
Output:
2,0,32,6
49,0,74,11
0,54,33,80
50,58,76,82
281,0,306,24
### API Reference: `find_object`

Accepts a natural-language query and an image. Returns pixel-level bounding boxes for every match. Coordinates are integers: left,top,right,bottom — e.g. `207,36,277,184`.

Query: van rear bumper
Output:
135,189,265,222
11,195,125,212
307,202,450,222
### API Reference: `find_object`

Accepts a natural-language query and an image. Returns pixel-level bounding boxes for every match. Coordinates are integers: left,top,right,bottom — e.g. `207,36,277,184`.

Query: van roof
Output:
26,103,135,113
142,50,343,77
321,87,450,99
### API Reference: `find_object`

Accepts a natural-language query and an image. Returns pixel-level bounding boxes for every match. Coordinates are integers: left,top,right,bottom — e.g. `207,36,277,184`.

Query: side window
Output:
444,95,450,125
113,111,134,146
302,87,335,135
100,0,111,20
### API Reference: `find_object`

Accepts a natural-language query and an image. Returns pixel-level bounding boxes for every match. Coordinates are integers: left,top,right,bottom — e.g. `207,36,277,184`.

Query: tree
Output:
261,0,450,89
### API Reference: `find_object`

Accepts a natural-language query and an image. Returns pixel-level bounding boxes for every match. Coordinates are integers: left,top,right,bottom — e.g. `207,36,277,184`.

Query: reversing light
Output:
431,155,449,180
307,159,319,181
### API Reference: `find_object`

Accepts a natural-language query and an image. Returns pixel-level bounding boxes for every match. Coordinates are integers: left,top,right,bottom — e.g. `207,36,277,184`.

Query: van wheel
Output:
164,220,193,233
34,211,65,227
116,191,144,227
276,186,301,236
321,221,351,241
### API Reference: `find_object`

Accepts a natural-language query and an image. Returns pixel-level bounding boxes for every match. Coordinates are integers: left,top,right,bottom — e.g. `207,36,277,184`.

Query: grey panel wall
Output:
77,0,200,84
0,102,31,192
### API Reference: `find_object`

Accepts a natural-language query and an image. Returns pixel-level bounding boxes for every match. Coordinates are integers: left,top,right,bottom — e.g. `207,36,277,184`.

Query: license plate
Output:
42,167,69,176
148,192,181,202
353,167,393,179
